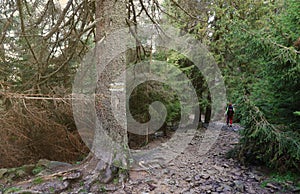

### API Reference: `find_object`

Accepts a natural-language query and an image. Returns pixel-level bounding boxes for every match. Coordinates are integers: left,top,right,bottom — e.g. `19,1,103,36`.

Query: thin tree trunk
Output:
204,92,211,124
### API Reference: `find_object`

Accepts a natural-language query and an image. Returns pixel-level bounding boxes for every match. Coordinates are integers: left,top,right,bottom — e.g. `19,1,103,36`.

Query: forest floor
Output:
1,123,299,193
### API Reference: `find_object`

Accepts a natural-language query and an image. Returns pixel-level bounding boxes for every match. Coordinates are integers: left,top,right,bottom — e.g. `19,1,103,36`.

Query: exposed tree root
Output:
3,154,128,193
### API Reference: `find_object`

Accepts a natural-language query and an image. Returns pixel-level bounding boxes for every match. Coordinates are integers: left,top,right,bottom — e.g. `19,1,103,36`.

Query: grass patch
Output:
80,181,84,186
269,172,298,183
260,181,268,188
261,171,300,191
113,178,119,184
79,188,87,193
58,176,63,181
33,177,44,184
4,187,22,193
49,187,55,193
100,185,107,192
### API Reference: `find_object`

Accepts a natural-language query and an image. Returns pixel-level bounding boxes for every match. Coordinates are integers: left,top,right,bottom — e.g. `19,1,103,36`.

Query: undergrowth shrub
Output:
236,97,300,172
0,99,89,168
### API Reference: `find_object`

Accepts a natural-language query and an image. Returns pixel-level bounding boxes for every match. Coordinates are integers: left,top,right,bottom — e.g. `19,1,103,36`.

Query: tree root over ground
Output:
2,154,127,194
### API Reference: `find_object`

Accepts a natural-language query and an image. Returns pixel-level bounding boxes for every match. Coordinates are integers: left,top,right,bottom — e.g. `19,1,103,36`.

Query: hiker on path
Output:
225,103,234,127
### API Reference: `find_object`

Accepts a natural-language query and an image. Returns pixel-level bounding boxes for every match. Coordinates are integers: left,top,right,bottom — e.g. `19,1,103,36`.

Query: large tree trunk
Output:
83,0,129,182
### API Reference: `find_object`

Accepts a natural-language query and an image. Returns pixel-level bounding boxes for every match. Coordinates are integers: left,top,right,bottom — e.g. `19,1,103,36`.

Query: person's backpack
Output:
227,105,234,117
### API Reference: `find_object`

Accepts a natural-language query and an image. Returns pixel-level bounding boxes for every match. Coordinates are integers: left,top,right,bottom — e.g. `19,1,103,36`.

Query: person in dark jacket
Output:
225,103,234,127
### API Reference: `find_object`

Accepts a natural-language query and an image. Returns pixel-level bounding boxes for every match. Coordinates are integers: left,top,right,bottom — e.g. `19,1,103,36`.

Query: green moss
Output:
32,166,44,175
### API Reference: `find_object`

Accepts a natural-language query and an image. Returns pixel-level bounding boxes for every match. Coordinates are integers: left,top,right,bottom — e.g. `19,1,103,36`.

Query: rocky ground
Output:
1,123,299,193
110,124,297,194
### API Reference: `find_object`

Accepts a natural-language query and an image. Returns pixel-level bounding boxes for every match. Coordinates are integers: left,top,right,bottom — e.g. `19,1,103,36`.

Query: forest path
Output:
110,124,292,194
1,124,296,194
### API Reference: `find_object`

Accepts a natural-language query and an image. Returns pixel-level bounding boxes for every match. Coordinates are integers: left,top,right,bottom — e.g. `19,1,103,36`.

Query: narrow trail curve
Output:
111,124,292,194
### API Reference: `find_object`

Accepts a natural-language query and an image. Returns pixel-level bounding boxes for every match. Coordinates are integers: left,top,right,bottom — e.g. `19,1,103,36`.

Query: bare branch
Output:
0,11,15,44
17,0,40,65
43,0,73,40
169,0,205,22
138,0,158,25
34,0,52,27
